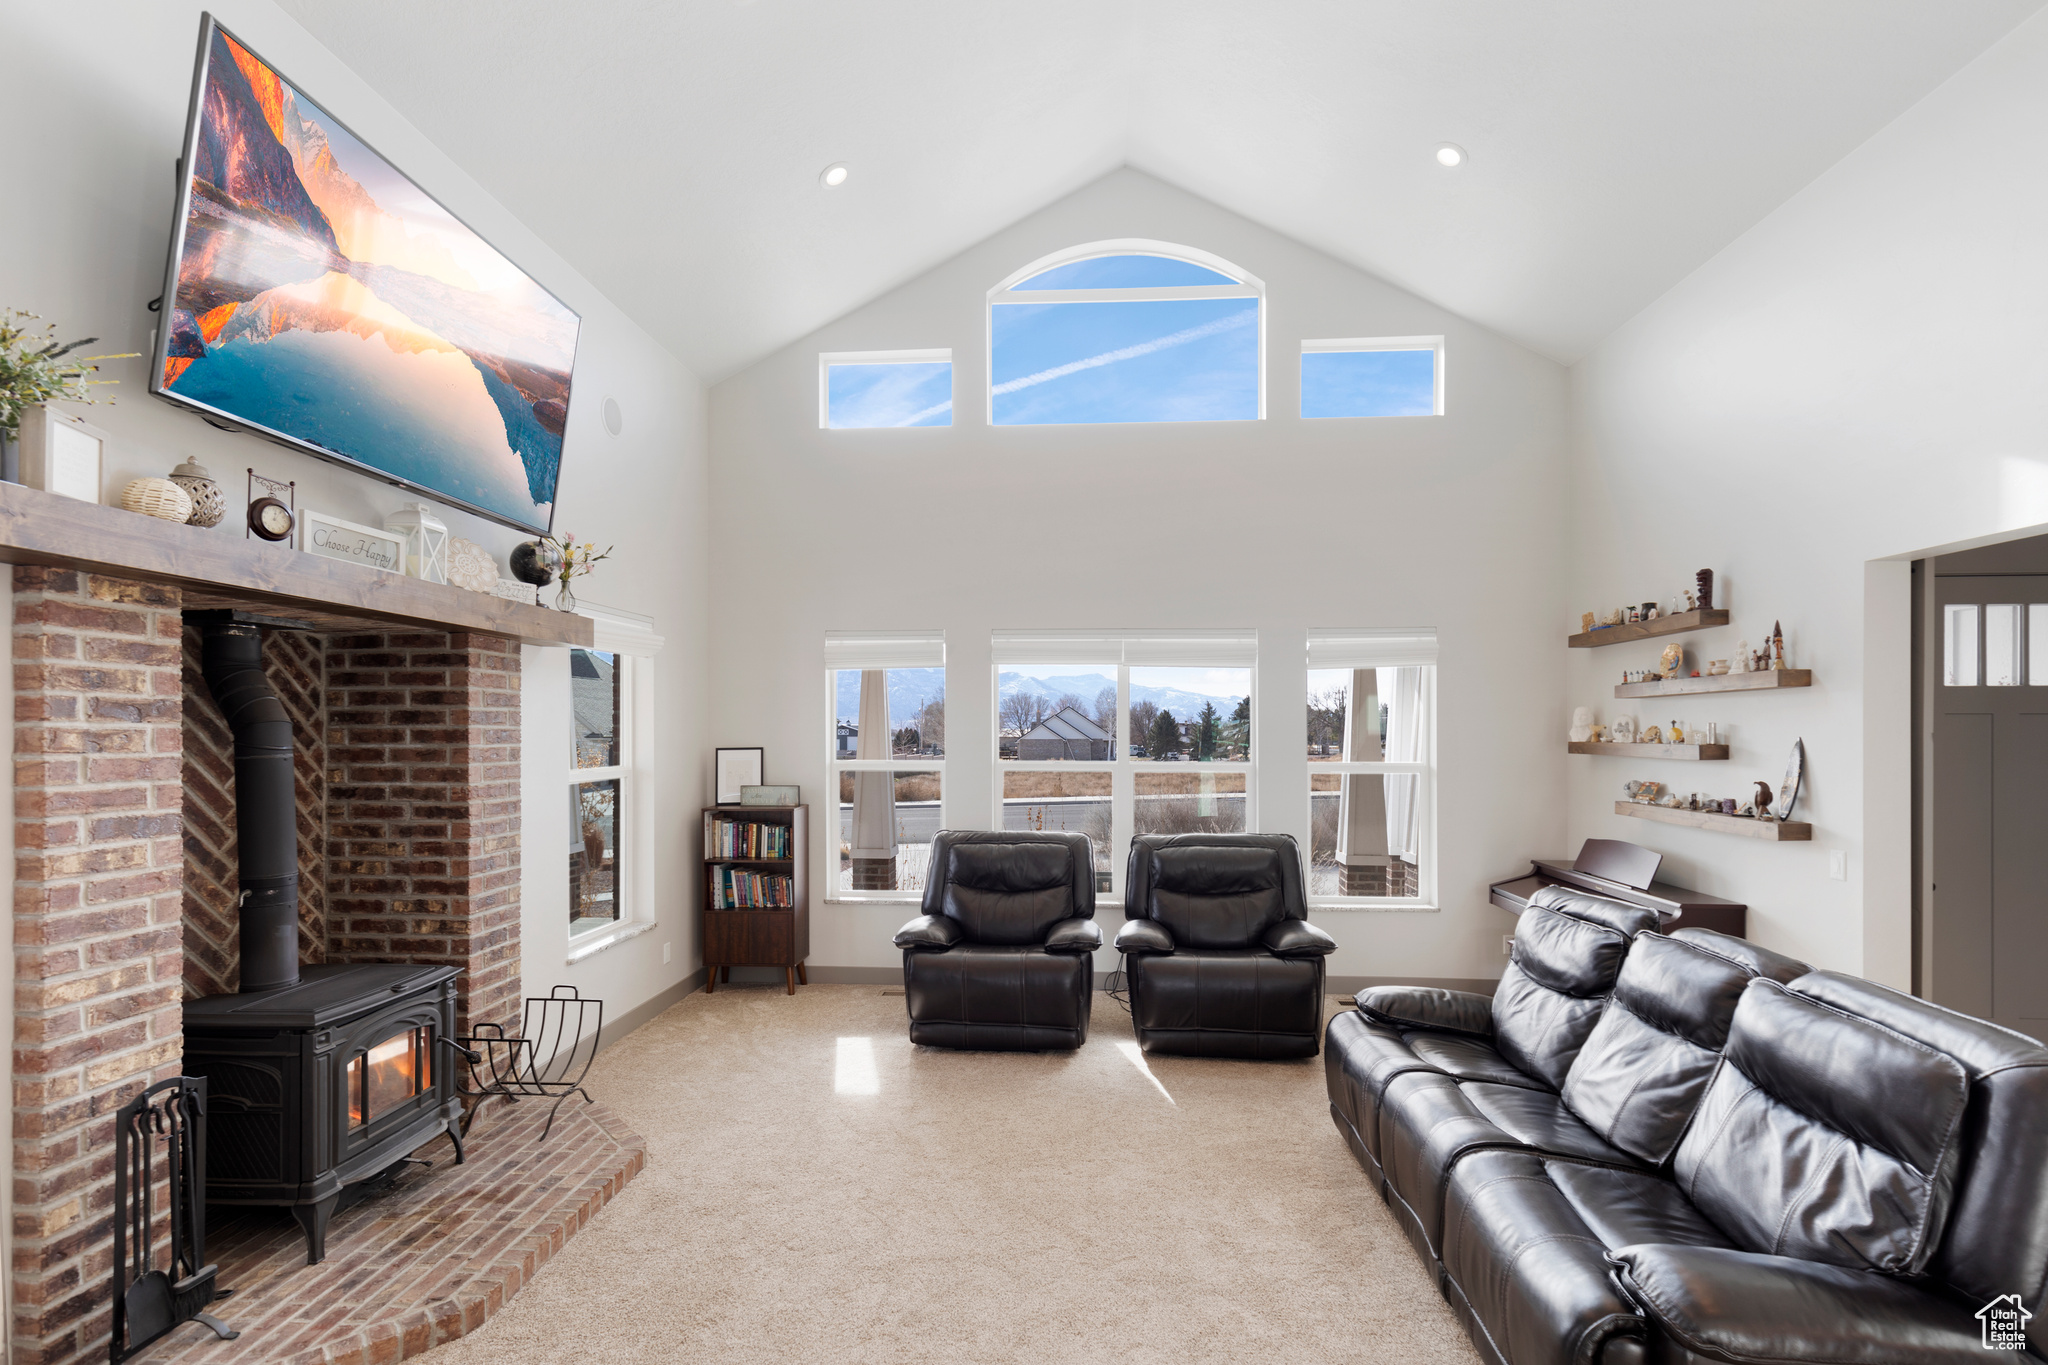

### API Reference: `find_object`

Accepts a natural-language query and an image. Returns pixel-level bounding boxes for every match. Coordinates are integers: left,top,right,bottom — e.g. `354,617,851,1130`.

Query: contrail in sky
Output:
991,307,1257,397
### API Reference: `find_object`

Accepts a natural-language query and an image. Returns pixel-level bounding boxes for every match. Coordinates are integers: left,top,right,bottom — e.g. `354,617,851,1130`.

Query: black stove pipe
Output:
199,621,299,993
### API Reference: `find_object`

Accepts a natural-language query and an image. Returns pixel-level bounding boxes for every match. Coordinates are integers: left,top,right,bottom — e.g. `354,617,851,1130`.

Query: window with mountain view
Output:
988,246,1263,425
1300,338,1443,418
826,631,946,899
993,633,1256,892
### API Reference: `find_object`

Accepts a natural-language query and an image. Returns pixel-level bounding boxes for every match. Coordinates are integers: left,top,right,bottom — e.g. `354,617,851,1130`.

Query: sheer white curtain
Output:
1383,666,1425,859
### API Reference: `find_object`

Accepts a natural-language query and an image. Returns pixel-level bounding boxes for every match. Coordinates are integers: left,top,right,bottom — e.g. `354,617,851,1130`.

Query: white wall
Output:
0,0,711,1014
710,168,1568,985
1566,9,2048,980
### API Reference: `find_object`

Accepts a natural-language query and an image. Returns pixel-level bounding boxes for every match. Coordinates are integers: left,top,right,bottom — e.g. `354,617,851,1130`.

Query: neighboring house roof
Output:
571,651,615,756
1021,707,1110,743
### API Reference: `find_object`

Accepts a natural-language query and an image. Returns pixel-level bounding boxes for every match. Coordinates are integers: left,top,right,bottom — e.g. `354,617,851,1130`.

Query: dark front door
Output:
1929,572,2048,1033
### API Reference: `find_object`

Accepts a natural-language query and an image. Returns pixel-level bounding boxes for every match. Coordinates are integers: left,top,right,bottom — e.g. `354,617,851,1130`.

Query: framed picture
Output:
17,406,106,504
715,748,764,804
299,510,404,574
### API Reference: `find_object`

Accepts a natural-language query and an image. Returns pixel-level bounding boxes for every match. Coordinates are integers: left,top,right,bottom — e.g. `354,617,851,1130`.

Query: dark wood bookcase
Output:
702,804,809,994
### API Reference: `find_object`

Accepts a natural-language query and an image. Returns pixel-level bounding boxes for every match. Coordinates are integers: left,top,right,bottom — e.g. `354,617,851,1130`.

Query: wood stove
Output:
182,963,465,1263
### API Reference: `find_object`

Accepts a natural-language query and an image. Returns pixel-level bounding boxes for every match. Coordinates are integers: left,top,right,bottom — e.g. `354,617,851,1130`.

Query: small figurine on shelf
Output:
1644,602,1660,621
1600,608,1624,627
1753,780,1776,819
1589,723,1606,743
1696,568,1714,611
1771,621,1786,671
1684,589,1698,612
1569,707,1595,743
1732,640,1751,674
1658,642,1684,679
1611,715,1637,742
1669,721,1686,744
1582,611,1596,633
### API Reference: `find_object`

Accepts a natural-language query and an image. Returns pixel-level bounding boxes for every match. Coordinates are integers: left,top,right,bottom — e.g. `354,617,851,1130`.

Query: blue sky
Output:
827,361,952,427
1300,349,1435,418
992,299,1259,424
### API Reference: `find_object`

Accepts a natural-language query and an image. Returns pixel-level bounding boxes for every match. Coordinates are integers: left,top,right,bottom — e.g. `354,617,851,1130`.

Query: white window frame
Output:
986,239,1268,424
1306,629,1439,911
1300,335,1446,418
993,630,1258,898
818,348,954,430
824,631,947,904
567,609,664,962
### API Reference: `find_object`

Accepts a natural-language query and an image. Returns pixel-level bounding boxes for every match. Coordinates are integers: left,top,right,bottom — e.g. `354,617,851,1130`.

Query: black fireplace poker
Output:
193,612,309,994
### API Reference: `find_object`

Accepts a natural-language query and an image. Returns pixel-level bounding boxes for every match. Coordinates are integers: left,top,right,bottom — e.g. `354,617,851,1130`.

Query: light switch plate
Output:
1829,850,1847,881
1502,934,1515,958
662,941,672,964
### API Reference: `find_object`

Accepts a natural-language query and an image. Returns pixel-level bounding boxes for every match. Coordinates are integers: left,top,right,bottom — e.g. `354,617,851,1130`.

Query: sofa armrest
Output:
1043,918,1101,955
1355,985,1493,1037
1609,1244,1995,1364
1262,918,1337,958
1114,918,1176,956
893,915,961,951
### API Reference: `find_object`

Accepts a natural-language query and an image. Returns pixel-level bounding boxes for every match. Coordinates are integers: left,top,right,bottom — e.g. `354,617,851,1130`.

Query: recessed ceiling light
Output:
820,163,849,188
1435,143,1466,168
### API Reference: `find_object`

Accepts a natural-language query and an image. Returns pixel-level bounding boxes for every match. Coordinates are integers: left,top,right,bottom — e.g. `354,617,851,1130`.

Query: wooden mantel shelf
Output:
1570,609,1730,648
0,480,590,647
1615,800,1812,841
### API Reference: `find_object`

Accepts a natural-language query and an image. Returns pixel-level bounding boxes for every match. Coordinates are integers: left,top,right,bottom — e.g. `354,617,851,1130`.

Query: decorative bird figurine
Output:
1753,780,1774,815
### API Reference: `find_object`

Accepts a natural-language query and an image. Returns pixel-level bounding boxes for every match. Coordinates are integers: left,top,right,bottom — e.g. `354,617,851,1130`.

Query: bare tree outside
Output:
1307,685,1348,756
1129,699,1159,754
1000,690,1052,736
1053,692,1085,717
1092,686,1117,739
916,697,945,755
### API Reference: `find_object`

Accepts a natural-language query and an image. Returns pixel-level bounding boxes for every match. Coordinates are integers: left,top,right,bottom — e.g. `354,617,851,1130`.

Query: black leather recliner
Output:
1324,884,2048,1365
1115,833,1336,1060
892,830,1101,1051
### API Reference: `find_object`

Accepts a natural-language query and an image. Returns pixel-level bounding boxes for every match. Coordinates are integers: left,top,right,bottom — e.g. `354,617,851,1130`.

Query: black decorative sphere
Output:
510,540,554,586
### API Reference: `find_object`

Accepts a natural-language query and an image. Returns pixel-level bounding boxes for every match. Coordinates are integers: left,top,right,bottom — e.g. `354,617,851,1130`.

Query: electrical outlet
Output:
1829,851,1847,882
662,941,672,964
1502,934,1515,958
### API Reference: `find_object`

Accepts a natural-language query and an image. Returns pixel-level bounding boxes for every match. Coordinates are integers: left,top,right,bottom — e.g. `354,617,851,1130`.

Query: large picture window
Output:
994,630,1256,893
987,242,1264,426
826,632,946,899
1306,630,1436,904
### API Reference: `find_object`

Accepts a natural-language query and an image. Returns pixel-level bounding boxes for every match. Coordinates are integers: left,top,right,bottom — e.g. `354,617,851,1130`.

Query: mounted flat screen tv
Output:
149,14,578,534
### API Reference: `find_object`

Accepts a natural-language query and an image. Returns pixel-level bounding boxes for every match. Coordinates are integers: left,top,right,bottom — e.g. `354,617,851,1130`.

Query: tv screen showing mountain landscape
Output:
152,20,578,533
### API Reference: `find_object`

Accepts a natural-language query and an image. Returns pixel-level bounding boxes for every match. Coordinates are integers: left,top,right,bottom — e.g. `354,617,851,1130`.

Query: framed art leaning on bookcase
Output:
702,804,809,994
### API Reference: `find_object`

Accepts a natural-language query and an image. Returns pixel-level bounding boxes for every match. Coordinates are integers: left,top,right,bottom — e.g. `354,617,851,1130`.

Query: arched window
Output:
987,241,1264,425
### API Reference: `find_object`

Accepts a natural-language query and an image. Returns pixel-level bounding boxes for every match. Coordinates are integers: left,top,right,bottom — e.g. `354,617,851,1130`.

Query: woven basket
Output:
120,478,195,524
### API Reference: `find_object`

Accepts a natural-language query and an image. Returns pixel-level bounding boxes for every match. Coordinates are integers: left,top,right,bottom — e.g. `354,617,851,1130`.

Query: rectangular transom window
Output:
820,349,953,429
1301,337,1444,418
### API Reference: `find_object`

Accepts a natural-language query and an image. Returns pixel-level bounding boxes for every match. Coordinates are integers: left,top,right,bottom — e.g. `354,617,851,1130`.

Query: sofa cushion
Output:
940,841,1076,944
1439,1150,1650,1365
1405,1033,1549,1090
1788,972,2048,1352
1380,1072,1646,1260
1491,903,1637,1091
903,942,1092,1033
1146,845,1290,948
1544,1161,1734,1252
1674,980,1970,1275
1559,932,1758,1164
1324,1011,1433,1166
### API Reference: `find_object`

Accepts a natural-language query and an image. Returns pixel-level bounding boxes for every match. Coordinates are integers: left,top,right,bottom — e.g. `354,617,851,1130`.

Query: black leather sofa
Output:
1115,833,1336,1059
1325,884,2048,1365
892,830,1101,1050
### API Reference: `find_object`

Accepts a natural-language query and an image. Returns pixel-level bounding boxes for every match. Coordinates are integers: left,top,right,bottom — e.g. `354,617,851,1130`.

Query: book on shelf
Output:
709,865,794,910
702,813,791,860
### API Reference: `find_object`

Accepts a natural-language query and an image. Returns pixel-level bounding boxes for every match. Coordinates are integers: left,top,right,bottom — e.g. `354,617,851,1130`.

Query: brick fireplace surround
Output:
12,567,525,1365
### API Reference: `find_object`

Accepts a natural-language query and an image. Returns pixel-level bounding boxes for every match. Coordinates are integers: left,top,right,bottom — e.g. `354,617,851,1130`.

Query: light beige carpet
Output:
428,985,1479,1364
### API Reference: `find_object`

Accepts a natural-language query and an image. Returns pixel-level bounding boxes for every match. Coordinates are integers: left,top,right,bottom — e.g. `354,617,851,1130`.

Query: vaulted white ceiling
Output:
280,0,2042,381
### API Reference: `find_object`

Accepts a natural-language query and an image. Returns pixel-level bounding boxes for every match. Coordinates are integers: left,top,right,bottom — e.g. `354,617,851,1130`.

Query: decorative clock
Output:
245,469,297,543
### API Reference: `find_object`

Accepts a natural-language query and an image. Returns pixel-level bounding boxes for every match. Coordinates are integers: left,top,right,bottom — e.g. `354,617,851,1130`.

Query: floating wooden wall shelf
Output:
1614,801,1811,841
1570,742,1728,761
1569,609,1729,648
1615,669,1811,699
